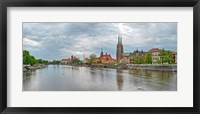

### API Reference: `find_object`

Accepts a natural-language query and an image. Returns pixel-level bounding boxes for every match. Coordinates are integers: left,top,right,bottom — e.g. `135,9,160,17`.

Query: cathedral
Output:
116,32,124,61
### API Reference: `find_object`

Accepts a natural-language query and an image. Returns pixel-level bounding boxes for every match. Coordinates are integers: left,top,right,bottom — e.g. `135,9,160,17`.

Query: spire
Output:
116,31,123,61
118,32,122,44
100,48,103,57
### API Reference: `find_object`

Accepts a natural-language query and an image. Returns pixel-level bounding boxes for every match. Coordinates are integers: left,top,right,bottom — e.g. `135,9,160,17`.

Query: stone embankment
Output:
23,64,46,72
89,64,177,72
90,64,126,69
127,64,177,72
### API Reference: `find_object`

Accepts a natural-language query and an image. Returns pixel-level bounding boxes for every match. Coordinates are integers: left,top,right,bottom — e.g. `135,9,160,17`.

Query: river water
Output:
23,65,177,91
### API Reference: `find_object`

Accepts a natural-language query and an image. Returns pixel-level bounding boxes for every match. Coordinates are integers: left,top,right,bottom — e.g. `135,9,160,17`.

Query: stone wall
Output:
127,64,177,72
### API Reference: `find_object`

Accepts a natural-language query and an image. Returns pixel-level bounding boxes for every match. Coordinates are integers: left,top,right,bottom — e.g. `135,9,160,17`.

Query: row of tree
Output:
131,53,152,64
158,49,174,64
49,60,61,64
132,49,174,64
23,50,48,65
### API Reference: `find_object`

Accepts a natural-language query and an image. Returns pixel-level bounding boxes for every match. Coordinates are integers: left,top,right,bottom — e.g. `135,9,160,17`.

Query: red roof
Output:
148,48,160,52
62,58,70,61
101,54,112,59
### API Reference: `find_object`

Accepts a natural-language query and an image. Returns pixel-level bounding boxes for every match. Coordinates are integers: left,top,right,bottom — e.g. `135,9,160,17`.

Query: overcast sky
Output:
23,23,177,61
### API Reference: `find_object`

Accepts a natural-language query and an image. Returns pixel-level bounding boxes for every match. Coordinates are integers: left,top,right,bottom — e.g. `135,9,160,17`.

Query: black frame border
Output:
0,0,199,114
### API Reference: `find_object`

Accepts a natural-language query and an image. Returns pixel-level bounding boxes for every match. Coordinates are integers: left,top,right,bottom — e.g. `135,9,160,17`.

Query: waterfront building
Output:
71,55,77,60
83,58,90,64
101,53,114,64
120,53,130,63
93,58,101,64
61,58,71,64
129,49,146,64
172,52,177,64
148,48,160,64
61,55,78,64
116,32,124,61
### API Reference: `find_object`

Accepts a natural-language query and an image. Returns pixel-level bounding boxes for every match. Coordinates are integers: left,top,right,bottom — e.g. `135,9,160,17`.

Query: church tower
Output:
116,32,123,61
100,48,103,57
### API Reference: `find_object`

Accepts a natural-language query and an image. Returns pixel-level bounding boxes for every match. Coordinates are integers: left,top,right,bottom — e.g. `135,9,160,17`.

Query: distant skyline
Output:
23,22,177,61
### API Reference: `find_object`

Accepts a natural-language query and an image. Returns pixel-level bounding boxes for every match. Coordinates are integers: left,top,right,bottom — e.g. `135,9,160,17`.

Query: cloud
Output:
23,38,41,46
23,22,177,60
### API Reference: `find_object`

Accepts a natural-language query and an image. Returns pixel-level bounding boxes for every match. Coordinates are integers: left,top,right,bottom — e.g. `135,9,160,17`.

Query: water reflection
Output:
23,65,177,91
116,74,124,90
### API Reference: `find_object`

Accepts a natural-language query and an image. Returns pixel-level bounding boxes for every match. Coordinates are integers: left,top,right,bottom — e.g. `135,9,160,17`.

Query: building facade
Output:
129,50,146,64
120,53,130,63
71,55,77,60
83,58,90,64
172,52,177,64
101,53,114,64
61,58,71,64
148,48,160,64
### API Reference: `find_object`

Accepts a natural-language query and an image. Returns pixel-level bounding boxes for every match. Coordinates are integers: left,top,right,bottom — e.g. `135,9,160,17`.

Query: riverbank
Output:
127,64,177,72
23,64,46,72
63,63,177,72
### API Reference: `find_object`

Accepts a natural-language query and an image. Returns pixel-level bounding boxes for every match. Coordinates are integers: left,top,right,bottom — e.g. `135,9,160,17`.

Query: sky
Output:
23,23,177,61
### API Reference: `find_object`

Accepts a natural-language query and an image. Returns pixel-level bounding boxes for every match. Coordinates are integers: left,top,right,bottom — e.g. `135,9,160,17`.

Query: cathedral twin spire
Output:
116,32,123,61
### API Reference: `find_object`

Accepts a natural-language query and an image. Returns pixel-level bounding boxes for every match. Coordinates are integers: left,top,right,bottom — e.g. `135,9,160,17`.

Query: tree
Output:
23,50,37,65
164,50,174,64
72,59,80,64
89,54,97,63
23,50,49,65
158,49,165,64
38,59,43,64
133,56,140,64
52,60,60,64
97,57,101,63
140,56,145,64
23,50,31,65
30,55,37,65
158,49,174,64
145,53,152,64
133,55,145,64
42,60,49,64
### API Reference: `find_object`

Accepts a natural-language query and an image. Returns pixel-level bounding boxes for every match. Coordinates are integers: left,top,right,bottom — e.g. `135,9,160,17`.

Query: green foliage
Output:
42,60,48,64
145,53,152,64
52,60,61,64
23,50,31,65
23,50,48,65
71,59,81,64
97,57,101,63
89,54,96,60
158,49,174,64
140,56,145,64
37,59,43,64
89,54,97,63
133,56,145,64
30,55,37,65
133,56,140,64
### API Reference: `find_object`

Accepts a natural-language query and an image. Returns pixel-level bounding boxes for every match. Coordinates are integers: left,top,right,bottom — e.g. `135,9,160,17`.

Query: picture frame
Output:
0,0,199,114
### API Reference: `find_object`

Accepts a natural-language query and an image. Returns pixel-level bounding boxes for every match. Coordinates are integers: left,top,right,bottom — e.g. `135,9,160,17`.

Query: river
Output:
23,65,177,91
